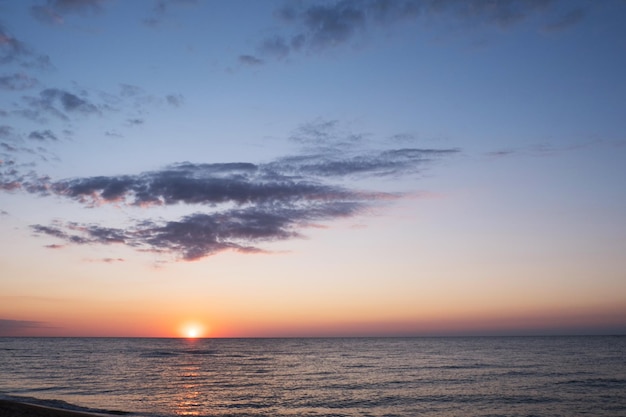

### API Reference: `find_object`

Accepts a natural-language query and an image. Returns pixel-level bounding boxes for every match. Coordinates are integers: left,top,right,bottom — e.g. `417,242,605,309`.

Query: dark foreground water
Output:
1,337,625,417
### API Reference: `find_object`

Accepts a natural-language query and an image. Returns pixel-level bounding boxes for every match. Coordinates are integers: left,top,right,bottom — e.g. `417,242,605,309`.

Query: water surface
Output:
1,337,624,416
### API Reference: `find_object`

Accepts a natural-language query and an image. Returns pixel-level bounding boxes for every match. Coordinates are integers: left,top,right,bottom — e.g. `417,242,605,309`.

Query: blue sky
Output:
1,0,625,337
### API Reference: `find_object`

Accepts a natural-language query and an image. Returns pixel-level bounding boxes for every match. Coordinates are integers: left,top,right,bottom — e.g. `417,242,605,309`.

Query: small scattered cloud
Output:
105,130,122,138
45,243,64,249
238,55,264,66
126,118,144,126
0,25,52,69
31,0,109,25
486,150,516,158
102,257,124,263
165,93,184,107
83,257,125,263
4,81,179,172
41,88,99,114
28,129,58,141
143,0,199,28
119,83,144,97
289,119,365,147
0,143,17,154
0,73,39,90
0,125,14,138
20,87,100,122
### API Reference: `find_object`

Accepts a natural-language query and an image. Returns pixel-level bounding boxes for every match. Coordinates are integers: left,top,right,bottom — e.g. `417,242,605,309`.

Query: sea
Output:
0,337,625,417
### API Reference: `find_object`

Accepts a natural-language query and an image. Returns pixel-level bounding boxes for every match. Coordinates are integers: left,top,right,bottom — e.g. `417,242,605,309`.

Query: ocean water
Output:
0,337,625,417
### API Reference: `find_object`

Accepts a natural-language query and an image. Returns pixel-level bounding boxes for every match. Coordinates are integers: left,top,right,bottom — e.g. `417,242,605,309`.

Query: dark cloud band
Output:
20,142,456,260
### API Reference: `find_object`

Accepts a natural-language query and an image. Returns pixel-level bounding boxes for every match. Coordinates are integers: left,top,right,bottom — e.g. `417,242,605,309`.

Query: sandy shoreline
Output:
0,400,129,417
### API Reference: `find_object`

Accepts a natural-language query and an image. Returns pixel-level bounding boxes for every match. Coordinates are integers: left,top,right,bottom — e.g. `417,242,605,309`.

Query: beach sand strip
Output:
0,400,125,417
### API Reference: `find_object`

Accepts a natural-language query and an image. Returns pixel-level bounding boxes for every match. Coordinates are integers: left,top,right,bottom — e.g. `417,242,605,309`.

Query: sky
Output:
1,0,625,338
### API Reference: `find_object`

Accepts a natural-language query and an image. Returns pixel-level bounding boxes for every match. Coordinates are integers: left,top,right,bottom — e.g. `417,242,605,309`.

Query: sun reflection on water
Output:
174,367,203,416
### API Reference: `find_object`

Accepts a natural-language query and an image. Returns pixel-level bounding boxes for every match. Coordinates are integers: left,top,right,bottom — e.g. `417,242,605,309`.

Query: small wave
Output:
184,349,218,355
557,377,626,388
139,351,180,358
6,387,69,394
246,356,272,362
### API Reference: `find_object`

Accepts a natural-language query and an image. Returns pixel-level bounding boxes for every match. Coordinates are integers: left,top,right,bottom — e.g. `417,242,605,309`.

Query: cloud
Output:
0,25,52,69
20,88,100,122
242,0,586,64
45,243,64,248
101,257,124,263
4,119,458,261
0,73,39,90
33,201,368,261
44,161,383,207
289,119,364,146
258,36,292,60
1,124,59,167
143,0,199,28
19,129,457,260
126,118,144,126
239,55,264,66
166,93,184,107
542,8,585,32
105,130,122,138
443,0,554,28
119,83,144,97
484,138,613,159
0,125,14,138
0,318,49,335
29,129,58,141
31,0,109,25
41,88,99,113
270,148,457,178
5,82,178,170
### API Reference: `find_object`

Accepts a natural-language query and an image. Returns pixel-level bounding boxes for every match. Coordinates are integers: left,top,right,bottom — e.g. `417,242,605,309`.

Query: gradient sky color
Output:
1,0,625,337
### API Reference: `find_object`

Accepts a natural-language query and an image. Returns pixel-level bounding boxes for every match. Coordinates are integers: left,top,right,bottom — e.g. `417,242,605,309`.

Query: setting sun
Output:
180,322,206,338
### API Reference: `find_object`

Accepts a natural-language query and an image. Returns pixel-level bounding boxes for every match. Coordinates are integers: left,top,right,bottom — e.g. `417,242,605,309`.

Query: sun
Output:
180,322,206,338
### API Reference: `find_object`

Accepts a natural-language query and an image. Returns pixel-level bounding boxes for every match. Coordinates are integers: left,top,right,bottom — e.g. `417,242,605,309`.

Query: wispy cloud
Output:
0,25,52,69
143,0,199,28
0,73,39,91
0,318,50,335
28,129,59,142
166,93,184,107
239,0,586,65
31,0,109,25
238,54,264,66
5,121,459,261
485,138,612,159
1,80,185,182
126,118,144,126
20,88,101,122
542,8,585,32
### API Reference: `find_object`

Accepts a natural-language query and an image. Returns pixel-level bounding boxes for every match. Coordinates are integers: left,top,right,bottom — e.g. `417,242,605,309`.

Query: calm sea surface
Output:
0,337,625,417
